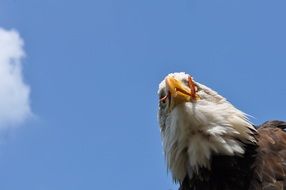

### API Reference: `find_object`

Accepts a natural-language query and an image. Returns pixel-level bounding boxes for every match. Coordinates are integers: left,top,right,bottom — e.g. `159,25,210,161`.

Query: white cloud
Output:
0,28,32,127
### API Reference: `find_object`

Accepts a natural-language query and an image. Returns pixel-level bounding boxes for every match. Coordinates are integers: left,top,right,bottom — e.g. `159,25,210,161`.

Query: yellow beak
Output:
165,76,200,106
165,76,193,102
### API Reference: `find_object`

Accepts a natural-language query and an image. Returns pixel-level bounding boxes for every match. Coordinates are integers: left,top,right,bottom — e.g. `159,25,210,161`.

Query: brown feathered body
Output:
180,121,286,190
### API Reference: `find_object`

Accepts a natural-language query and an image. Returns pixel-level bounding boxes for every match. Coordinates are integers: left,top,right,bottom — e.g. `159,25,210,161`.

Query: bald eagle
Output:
158,72,286,190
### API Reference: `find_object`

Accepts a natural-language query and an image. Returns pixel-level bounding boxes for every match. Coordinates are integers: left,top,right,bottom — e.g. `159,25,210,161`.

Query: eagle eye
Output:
160,91,170,105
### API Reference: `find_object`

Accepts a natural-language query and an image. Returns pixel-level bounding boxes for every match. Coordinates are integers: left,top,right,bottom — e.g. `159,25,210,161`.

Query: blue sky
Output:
0,0,286,189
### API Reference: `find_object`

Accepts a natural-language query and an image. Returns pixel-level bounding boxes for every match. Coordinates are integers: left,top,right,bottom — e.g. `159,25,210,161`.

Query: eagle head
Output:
157,72,256,182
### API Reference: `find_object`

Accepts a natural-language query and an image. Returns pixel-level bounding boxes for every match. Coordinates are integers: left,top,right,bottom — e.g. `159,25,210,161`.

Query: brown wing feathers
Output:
250,121,286,190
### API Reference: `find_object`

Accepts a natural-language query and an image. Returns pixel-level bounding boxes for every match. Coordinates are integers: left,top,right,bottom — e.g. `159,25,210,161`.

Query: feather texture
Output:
179,121,286,190
249,121,286,190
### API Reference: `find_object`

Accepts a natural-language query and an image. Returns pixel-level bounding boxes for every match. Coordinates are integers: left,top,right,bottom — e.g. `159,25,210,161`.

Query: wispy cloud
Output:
0,28,32,127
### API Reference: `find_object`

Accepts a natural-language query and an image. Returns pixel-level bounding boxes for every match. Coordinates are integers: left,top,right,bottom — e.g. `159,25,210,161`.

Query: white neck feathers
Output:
161,99,256,182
